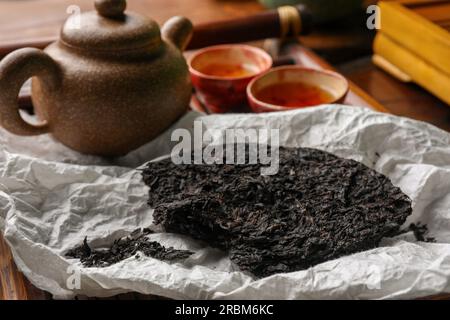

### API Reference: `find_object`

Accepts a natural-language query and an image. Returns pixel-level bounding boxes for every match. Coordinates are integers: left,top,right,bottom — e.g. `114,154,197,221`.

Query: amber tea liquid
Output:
255,82,335,107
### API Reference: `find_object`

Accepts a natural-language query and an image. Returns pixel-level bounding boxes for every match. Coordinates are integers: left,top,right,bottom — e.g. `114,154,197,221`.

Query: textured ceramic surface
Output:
0,0,193,156
247,66,348,113
188,44,272,113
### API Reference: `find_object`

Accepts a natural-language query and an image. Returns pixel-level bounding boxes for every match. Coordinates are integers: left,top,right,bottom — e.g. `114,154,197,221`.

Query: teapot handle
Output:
0,48,60,135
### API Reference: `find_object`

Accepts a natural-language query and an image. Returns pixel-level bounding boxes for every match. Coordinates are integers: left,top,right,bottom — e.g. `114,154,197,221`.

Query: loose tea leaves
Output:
143,146,412,278
401,222,435,243
66,228,193,267
408,223,435,242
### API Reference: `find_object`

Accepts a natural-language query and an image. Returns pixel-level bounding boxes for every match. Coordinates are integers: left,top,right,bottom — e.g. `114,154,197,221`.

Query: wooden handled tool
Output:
188,5,312,49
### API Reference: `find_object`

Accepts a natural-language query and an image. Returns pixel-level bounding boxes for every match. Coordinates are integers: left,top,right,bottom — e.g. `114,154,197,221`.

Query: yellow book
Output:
379,1,450,77
373,32,450,105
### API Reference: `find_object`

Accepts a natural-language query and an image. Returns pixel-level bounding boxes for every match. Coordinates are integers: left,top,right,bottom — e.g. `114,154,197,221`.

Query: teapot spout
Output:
162,16,193,51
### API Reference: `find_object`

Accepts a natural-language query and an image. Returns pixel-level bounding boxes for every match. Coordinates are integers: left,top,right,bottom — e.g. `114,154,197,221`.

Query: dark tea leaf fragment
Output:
397,222,435,243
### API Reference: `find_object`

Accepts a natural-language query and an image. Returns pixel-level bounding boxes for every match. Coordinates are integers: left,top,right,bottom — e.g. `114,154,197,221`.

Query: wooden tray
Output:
0,42,447,300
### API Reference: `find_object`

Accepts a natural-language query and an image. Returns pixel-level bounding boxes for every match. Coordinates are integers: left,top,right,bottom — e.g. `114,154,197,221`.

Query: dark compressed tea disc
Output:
143,146,412,278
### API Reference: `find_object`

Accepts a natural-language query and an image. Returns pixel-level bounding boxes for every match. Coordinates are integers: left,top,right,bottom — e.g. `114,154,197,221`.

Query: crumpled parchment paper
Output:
1,105,450,300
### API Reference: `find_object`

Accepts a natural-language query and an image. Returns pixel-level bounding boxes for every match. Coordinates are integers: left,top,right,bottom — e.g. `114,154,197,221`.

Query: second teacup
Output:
247,66,349,113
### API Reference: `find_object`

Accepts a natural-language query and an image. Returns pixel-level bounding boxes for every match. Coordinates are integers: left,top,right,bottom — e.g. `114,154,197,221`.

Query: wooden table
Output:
1,0,449,300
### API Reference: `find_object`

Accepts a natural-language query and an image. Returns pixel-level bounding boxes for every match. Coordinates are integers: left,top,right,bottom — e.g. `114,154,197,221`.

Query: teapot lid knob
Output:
95,0,126,19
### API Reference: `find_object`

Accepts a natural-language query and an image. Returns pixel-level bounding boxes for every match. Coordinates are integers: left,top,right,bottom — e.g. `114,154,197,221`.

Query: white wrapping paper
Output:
1,105,450,300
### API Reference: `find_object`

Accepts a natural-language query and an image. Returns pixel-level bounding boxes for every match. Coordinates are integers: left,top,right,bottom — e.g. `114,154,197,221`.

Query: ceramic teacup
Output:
247,66,349,113
188,44,273,113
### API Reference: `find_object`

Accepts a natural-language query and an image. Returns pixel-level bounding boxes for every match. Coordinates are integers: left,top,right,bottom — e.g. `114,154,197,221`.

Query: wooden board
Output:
0,0,264,45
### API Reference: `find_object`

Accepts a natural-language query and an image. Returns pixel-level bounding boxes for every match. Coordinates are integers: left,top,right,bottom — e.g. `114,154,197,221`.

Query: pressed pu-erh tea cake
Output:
143,146,412,278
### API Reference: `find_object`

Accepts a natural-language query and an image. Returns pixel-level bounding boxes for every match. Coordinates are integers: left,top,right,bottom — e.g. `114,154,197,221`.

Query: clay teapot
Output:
0,0,193,156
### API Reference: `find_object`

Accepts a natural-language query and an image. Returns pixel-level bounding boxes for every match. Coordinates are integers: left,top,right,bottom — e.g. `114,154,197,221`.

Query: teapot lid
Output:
61,0,161,52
